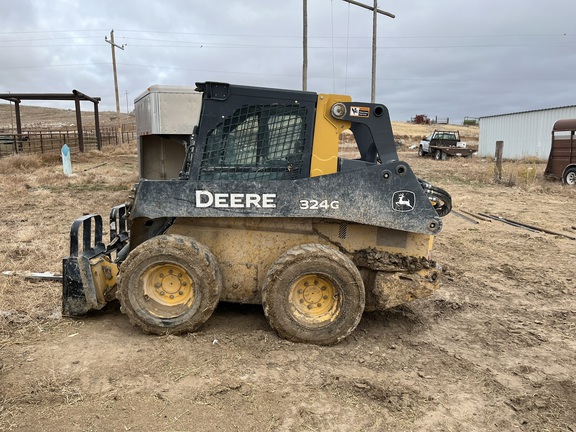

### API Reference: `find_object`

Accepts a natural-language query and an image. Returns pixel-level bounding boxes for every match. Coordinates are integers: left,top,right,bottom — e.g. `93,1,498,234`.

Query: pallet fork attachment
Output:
62,205,129,316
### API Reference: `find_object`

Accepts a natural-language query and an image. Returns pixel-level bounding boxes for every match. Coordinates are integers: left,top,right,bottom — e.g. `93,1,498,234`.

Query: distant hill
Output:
0,103,478,144
0,103,135,130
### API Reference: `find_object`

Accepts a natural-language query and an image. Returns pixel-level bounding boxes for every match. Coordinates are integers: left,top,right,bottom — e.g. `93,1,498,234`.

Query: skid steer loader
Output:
62,82,451,345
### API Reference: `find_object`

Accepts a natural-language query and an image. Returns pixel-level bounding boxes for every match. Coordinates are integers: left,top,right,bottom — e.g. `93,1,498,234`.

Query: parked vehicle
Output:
62,82,453,345
418,130,474,160
544,119,576,185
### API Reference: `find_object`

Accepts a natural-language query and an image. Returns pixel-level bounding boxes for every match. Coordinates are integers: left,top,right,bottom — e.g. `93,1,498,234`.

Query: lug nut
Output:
307,304,314,309
323,295,328,300
160,291,165,296
169,294,174,299
159,273,164,278
321,286,326,291
317,303,322,308
155,282,161,288
300,299,305,304
179,291,184,296
182,282,187,286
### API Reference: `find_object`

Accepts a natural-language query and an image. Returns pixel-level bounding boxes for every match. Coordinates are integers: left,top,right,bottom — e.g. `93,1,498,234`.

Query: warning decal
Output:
350,106,370,117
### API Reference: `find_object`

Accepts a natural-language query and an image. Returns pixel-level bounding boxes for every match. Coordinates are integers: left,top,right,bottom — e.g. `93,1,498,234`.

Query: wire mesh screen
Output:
199,104,308,180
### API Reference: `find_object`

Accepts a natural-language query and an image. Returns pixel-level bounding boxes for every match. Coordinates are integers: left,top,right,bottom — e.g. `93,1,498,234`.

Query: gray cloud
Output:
1,0,574,123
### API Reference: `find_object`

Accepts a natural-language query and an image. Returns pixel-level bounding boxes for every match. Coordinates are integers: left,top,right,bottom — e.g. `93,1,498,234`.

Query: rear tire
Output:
435,149,448,161
262,244,365,345
563,167,576,185
117,234,222,335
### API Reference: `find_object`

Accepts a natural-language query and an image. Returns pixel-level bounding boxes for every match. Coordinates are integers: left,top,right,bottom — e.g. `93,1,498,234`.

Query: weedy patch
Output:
0,153,62,175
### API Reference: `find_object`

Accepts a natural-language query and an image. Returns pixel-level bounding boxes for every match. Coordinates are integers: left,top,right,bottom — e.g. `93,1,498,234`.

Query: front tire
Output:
418,146,425,157
262,244,365,345
563,167,576,185
117,234,222,335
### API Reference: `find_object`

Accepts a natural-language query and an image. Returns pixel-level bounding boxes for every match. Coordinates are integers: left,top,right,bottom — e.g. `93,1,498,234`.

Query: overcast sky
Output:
1,0,574,123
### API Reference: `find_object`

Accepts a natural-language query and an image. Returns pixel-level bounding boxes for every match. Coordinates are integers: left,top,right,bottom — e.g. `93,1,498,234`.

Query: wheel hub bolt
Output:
155,282,161,288
169,269,173,274
308,304,314,309
159,273,164,278
179,291,184,296
182,281,187,286
160,291,165,296
323,295,328,300
300,299,305,304
169,294,174,299
317,303,322,307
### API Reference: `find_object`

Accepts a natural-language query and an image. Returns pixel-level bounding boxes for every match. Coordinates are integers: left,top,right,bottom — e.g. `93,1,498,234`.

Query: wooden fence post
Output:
494,140,504,181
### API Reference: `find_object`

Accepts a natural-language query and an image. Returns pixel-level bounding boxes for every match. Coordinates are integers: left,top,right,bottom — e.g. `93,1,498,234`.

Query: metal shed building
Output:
478,105,576,159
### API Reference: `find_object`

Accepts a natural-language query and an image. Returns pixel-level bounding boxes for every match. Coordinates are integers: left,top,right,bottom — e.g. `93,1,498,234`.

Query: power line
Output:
0,28,571,39
344,0,395,102
3,41,573,49
0,60,572,83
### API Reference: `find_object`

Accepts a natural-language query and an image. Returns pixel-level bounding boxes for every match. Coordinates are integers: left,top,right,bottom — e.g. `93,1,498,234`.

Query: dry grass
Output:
0,144,138,338
391,121,479,143
404,152,576,197
338,122,479,152
0,153,61,175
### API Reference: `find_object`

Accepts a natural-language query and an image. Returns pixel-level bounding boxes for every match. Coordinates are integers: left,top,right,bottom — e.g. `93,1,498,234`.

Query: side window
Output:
553,131,572,140
200,105,307,180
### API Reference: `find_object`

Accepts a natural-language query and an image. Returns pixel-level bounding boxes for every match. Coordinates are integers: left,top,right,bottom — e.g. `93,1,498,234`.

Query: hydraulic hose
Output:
418,178,452,217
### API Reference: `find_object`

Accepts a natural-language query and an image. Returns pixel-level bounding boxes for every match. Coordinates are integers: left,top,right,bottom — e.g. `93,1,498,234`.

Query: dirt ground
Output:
0,140,575,431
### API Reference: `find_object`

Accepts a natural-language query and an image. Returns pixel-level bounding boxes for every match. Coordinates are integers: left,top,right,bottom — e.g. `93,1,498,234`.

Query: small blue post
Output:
61,144,73,175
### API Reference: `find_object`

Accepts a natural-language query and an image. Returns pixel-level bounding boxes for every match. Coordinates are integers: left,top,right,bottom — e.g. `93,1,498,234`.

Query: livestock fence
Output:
0,125,137,158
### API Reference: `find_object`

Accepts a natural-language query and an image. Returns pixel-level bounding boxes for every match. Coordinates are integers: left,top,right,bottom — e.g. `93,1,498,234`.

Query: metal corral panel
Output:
479,106,576,159
134,85,202,135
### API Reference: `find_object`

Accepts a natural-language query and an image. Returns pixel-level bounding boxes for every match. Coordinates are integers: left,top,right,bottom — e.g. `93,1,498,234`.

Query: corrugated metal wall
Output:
478,106,576,159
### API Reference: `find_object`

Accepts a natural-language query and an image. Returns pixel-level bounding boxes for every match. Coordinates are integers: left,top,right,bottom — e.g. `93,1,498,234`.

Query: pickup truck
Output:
418,130,474,160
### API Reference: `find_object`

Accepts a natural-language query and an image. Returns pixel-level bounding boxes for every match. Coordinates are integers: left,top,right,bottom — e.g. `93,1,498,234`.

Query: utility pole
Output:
8,91,14,132
105,30,125,143
125,90,129,114
342,0,395,102
302,0,308,91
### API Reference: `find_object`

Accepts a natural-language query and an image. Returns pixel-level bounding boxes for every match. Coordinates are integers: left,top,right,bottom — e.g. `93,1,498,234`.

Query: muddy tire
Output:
563,167,576,185
262,244,365,345
418,146,425,157
117,234,222,335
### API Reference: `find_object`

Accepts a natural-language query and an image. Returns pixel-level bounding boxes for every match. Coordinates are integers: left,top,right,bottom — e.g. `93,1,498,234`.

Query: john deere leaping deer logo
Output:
392,191,416,212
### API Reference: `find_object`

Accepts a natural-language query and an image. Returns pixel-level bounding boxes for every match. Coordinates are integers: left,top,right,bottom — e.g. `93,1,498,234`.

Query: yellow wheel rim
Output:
289,274,341,325
142,263,194,317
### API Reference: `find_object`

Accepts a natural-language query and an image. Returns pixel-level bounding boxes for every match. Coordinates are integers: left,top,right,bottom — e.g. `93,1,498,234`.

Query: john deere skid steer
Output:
62,82,451,345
